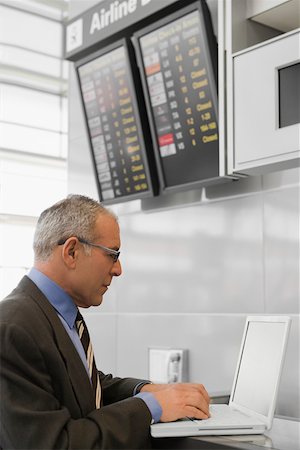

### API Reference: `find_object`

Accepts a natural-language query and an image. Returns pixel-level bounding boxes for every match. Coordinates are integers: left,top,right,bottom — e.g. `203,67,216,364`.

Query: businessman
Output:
0,194,210,449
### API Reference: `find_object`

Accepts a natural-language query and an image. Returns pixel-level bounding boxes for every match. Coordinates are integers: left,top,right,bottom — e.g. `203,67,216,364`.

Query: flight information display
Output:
77,42,156,203
134,3,219,191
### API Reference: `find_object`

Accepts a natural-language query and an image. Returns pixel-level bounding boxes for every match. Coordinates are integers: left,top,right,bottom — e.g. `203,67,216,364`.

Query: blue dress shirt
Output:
27,268,162,423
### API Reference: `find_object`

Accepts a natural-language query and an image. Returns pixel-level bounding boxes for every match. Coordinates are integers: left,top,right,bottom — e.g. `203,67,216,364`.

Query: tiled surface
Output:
263,187,300,313
262,167,300,191
116,194,264,314
115,314,246,390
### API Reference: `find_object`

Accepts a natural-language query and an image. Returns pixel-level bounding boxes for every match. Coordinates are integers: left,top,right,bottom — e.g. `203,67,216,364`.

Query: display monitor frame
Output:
229,315,291,430
75,38,158,205
133,1,220,194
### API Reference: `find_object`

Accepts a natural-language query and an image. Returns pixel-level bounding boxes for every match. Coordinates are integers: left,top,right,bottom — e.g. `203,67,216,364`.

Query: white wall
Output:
68,0,300,419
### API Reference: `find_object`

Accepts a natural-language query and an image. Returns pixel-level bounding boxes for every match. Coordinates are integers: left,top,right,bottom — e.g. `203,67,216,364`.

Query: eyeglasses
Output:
58,237,120,263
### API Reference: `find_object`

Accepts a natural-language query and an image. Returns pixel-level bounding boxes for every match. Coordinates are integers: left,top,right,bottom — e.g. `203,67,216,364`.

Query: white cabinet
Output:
226,0,300,176
232,30,300,175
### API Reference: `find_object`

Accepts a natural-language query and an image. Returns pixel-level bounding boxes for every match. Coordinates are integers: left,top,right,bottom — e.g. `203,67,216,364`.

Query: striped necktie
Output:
76,311,101,409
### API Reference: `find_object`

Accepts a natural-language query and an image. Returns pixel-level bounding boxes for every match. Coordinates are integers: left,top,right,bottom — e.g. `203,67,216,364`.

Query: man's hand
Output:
140,383,210,422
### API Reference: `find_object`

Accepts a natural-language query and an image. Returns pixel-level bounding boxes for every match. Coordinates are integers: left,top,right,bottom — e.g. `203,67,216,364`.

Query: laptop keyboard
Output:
195,404,259,426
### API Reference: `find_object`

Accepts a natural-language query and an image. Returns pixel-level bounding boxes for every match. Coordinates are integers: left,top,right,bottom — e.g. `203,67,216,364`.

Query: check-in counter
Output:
152,417,300,450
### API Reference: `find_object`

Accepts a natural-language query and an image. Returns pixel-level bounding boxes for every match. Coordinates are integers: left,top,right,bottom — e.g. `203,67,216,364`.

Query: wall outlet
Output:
148,348,188,384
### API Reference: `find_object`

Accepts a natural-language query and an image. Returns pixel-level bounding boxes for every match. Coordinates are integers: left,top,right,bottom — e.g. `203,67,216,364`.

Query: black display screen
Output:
279,63,300,128
134,2,219,191
77,41,157,204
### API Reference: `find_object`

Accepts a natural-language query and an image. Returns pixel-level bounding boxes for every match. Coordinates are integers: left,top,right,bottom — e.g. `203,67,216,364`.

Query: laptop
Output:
151,315,291,438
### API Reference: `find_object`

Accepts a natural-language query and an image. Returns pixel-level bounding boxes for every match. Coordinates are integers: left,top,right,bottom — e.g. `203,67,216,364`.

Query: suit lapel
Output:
18,276,95,416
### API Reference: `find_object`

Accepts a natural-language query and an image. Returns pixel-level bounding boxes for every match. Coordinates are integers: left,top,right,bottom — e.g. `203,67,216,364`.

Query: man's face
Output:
71,214,122,308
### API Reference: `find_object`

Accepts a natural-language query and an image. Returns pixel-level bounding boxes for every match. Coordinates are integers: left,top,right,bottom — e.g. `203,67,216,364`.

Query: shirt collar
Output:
27,267,78,329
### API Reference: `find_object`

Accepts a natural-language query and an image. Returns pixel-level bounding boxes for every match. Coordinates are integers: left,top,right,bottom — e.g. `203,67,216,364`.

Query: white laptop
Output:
151,315,291,438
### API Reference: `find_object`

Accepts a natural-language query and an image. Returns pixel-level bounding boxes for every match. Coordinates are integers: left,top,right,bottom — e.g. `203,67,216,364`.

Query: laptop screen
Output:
231,320,288,417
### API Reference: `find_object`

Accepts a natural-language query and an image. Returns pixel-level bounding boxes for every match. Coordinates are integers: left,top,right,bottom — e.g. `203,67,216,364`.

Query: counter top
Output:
152,417,300,450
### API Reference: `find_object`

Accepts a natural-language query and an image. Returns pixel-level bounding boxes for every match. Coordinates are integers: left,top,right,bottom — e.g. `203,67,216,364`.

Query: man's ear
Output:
61,237,78,268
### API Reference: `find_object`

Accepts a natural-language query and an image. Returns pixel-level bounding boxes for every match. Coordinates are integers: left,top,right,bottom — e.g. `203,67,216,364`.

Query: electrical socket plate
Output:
148,348,188,384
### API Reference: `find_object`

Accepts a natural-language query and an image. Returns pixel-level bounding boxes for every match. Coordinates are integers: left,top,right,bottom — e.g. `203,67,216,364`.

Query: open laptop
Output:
151,315,291,438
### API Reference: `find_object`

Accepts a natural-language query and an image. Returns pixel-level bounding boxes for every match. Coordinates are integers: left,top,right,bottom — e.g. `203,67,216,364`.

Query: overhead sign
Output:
65,0,178,60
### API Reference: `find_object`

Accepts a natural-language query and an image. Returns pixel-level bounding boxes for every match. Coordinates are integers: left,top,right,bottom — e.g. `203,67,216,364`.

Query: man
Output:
0,195,210,449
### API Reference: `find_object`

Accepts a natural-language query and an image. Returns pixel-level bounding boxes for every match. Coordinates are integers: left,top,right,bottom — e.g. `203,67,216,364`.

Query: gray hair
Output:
33,194,117,262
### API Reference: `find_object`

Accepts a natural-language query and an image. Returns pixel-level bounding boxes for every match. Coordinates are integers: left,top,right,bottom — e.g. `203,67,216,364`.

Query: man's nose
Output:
112,259,122,276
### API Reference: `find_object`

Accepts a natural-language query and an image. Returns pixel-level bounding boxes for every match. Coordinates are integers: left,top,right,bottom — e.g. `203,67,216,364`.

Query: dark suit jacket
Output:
0,276,152,449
